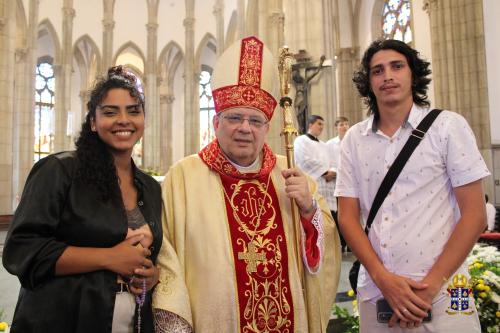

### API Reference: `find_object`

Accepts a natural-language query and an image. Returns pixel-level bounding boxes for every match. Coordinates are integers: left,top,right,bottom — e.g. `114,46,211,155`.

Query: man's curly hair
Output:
75,65,145,201
352,39,432,119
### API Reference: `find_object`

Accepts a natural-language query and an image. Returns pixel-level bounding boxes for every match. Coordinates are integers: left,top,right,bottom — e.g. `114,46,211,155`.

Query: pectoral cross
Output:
238,242,265,273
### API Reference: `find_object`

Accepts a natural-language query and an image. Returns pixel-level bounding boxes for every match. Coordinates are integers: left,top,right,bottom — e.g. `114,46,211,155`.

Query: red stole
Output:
199,141,295,332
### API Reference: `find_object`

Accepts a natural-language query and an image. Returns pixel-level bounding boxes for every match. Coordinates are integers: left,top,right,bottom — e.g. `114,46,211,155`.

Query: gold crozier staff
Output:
278,46,305,292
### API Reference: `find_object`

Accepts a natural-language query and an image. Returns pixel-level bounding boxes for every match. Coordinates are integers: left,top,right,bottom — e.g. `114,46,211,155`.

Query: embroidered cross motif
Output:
242,89,256,101
238,242,265,273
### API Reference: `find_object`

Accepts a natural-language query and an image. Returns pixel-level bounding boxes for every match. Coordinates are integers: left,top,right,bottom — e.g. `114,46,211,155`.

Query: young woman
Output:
2,66,162,333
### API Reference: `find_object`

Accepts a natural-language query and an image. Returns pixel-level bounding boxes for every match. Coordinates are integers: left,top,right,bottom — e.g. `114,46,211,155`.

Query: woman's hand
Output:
129,263,159,295
126,225,153,249
105,234,151,277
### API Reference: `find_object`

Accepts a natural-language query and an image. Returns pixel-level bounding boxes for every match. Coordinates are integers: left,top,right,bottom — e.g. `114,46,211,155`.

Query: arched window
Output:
199,69,215,148
34,60,55,162
382,0,412,43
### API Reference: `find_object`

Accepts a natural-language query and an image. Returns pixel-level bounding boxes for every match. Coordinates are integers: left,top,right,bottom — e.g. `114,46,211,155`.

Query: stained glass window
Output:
34,62,55,162
382,0,412,43
199,70,215,148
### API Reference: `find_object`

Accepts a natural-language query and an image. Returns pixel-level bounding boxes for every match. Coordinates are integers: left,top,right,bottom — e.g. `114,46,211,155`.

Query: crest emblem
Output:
446,274,474,315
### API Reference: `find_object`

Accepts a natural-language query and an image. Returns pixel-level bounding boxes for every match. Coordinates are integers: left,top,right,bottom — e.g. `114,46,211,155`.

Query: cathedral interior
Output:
1,0,499,216
1,0,500,327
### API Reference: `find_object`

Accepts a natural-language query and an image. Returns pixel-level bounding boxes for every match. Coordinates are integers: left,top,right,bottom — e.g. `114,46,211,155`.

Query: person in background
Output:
336,39,489,332
485,194,497,232
2,66,162,333
327,116,350,251
294,115,339,249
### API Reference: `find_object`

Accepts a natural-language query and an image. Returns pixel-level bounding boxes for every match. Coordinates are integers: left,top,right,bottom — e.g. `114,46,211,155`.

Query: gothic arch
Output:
37,19,61,64
113,41,146,76
371,0,385,40
73,34,102,89
195,33,217,72
158,41,184,92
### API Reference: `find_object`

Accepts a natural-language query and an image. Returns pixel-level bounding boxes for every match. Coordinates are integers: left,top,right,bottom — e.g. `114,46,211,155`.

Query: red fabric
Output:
300,215,320,269
201,142,295,332
199,139,276,179
212,36,277,119
479,232,500,240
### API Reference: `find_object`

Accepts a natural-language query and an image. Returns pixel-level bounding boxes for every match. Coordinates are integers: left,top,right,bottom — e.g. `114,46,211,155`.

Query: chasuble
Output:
153,142,341,332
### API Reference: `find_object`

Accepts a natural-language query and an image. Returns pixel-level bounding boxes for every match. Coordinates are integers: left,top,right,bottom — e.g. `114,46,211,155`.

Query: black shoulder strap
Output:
364,109,442,233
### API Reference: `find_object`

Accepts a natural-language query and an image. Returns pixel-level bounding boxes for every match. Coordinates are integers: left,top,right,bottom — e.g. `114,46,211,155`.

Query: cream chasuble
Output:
153,142,341,332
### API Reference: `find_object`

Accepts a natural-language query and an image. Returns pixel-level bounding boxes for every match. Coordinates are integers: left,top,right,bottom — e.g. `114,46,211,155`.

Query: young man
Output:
335,39,490,332
294,115,337,217
152,36,341,333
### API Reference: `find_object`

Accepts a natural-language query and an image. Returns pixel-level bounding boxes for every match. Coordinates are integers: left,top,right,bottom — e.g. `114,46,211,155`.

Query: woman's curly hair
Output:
74,66,145,201
352,39,432,119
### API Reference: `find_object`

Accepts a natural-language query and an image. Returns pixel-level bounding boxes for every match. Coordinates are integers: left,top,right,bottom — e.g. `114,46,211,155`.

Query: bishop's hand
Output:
282,167,315,219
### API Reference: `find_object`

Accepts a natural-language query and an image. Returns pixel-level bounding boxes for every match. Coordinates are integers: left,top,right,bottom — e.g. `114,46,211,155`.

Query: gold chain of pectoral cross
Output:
221,175,272,273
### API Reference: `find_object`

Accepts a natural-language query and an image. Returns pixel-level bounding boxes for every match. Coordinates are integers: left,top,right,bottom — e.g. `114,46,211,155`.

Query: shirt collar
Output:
362,103,427,136
306,133,319,142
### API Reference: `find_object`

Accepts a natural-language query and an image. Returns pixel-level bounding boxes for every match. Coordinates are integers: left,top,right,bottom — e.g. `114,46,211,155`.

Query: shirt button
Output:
138,200,144,206
382,243,387,248
390,139,393,143
384,217,389,221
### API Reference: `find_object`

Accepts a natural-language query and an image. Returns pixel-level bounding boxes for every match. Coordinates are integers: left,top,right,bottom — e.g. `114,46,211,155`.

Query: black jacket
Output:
2,151,162,333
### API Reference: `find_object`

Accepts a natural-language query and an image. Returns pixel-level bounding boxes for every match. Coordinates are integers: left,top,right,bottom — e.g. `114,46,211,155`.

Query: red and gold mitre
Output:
212,36,278,120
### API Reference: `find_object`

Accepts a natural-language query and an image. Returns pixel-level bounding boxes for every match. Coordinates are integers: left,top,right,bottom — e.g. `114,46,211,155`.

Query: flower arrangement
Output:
332,290,359,333
0,308,8,331
467,243,500,333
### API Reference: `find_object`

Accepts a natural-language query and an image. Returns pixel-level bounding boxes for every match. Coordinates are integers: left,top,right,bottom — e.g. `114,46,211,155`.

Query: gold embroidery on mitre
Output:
238,37,263,88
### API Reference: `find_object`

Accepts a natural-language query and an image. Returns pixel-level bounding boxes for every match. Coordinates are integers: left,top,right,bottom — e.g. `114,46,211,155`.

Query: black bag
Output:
348,109,442,293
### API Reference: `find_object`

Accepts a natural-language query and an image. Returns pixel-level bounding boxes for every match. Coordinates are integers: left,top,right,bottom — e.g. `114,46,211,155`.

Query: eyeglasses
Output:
219,113,268,129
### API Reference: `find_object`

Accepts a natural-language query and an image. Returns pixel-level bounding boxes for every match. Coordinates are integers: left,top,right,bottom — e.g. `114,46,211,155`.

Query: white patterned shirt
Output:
335,104,490,301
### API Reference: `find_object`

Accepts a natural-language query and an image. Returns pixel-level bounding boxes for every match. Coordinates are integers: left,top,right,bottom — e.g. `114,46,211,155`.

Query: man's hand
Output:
373,270,431,328
323,170,336,182
282,168,314,218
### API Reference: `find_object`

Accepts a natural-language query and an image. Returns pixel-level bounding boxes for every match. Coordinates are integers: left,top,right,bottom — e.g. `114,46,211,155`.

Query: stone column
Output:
102,0,115,73
425,0,492,194
11,0,39,211
79,90,90,122
143,0,160,170
237,0,245,38
53,1,75,151
213,0,224,57
246,0,258,37
266,1,286,155
336,47,363,124
183,0,197,155
0,0,16,213
321,0,338,139
159,93,174,173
